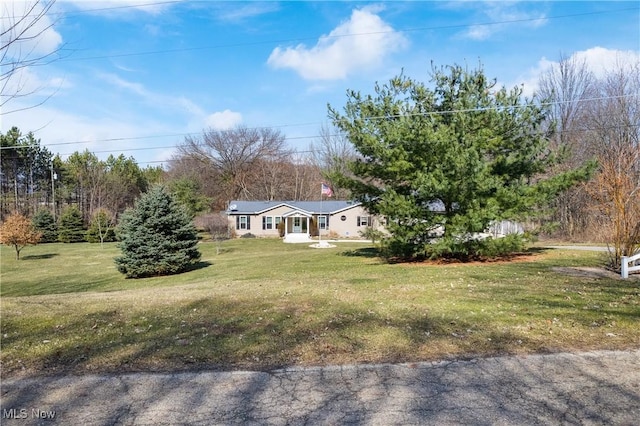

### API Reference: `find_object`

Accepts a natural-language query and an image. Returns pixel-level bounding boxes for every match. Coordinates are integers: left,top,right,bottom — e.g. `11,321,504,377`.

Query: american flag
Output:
321,182,333,197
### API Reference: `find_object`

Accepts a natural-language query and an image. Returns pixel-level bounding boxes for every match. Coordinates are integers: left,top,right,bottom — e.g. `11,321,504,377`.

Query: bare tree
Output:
538,54,597,239
175,126,292,206
1,0,62,114
584,60,640,268
309,123,356,199
539,53,595,157
283,153,323,201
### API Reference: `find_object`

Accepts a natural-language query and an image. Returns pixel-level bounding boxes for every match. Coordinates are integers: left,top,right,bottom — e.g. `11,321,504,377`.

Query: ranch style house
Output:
226,200,383,243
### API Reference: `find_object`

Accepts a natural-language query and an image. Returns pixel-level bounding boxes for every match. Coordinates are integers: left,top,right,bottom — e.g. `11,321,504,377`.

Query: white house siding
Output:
230,205,292,238
328,206,379,238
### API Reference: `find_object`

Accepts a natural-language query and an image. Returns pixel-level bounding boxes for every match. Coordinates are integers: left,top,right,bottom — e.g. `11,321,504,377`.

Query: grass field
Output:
1,239,638,378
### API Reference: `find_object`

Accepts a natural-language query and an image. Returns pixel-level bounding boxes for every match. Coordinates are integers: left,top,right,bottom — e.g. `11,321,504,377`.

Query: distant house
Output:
226,200,383,243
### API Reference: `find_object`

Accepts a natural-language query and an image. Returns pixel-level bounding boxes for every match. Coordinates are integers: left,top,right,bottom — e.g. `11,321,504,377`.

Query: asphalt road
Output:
2,350,639,425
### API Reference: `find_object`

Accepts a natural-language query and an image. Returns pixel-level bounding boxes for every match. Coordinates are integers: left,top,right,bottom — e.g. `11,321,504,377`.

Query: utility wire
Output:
38,6,638,62
0,1,184,20
2,92,636,151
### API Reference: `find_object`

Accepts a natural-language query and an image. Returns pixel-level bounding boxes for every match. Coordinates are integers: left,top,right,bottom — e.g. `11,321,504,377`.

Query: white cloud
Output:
1,67,70,115
213,2,280,22
512,48,640,97
1,1,65,113
97,72,204,117
267,7,408,80
205,110,243,130
572,47,640,78
1,1,63,57
7,103,168,161
460,2,548,40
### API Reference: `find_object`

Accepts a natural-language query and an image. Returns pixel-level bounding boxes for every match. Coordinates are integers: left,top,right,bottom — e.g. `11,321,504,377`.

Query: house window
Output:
262,216,274,230
357,216,372,227
236,215,250,230
318,215,328,230
275,216,282,226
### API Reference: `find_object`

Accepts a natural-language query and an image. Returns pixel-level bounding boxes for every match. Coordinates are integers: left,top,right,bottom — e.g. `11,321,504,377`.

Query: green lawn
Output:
1,239,638,378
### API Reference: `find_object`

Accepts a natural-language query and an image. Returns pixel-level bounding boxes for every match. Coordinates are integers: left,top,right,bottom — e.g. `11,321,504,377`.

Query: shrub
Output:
195,213,230,241
422,234,528,261
359,226,385,244
115,186,201,278
240,232,256,239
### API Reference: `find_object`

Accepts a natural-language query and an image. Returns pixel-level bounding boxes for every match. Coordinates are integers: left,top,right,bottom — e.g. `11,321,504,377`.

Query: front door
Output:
293,217,302,233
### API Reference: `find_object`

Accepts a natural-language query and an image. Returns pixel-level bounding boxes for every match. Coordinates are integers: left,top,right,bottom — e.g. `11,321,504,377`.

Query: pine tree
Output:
58,206,86,243
32,209,58,243
329,64,593,260
115,186,201,278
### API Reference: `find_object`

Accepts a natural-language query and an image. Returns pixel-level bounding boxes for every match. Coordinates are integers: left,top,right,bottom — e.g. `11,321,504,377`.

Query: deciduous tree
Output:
584,60,640,268
538,54,596,239
0,213,41,259
174,125,292,208
86,208,116,247
310,123,356,199
1,0,63,114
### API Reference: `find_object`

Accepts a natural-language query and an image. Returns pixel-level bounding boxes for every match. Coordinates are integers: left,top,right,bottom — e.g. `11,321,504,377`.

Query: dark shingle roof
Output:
226,200,361,215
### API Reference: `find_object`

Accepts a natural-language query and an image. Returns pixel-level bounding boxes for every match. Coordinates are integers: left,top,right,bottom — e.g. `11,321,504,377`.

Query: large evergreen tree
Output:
115,186,201,278
329,64,592,259
32,209,58,243
58,206,86,243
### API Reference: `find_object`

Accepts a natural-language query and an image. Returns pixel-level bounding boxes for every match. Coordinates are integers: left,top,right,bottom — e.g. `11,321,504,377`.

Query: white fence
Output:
487,220,524,238
621,252,640,279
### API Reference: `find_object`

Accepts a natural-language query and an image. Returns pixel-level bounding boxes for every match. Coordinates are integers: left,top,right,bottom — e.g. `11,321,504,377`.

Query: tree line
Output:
0,127,163,223
0,124,349,237
539,55,639,267
1,56,637,269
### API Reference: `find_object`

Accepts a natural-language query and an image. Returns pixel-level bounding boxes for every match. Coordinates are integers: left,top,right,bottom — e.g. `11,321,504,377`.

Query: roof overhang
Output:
282,209,313,218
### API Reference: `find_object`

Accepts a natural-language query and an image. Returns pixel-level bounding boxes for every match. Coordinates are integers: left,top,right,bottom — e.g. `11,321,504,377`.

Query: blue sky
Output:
2,1,639,167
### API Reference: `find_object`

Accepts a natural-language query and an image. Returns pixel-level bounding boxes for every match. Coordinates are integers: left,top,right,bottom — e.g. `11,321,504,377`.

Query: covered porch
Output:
282,208,313,243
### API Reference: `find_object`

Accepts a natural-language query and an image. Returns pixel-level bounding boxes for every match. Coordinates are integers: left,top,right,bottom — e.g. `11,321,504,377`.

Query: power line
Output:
1,93,637,155
3,122,638,161
46,6,639,62
2,91,634,151
0,1,184,20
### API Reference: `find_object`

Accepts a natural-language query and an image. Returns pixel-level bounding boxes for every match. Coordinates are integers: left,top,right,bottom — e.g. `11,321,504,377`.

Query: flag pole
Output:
319,186,323,245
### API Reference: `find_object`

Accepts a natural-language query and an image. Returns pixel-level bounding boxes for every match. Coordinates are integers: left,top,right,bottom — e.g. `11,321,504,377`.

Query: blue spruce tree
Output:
115,186,201,278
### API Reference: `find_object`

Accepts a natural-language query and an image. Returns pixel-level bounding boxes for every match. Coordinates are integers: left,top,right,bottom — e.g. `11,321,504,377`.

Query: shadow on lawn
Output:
340,247,550,264
183,261,213,273
2,295,540,378
21,253,59,260
340,247,381,258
